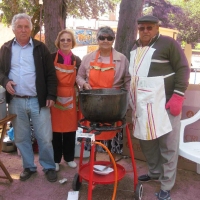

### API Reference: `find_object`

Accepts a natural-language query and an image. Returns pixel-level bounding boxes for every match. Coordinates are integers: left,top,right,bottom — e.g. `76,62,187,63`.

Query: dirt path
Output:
0,151,200,200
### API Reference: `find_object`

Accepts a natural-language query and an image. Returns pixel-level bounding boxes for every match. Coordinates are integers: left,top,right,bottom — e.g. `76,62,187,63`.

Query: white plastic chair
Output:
179,110,200,173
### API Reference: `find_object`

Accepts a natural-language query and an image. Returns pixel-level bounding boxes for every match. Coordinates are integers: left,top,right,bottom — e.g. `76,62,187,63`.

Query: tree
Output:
168,0,200,44
44,0,120,52
66,0,119,19
144,0,200,44
0,0,120,52
43,0,65,52
2,0,199,53
0,0,41,37
144,0,183,28
115,0,144,60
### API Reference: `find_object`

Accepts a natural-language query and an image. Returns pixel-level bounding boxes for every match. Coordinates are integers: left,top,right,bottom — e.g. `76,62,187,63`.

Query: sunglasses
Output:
60,38,72,43
138,26,154,31
98,35,114,41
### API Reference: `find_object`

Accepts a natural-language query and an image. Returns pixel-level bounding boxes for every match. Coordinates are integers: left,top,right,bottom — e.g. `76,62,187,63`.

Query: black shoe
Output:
45,169,57,182
138,174,159,182
20,168,36,181
155,189,171,200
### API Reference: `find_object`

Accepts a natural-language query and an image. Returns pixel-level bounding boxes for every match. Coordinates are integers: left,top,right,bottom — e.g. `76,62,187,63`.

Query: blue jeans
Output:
8,97,55,171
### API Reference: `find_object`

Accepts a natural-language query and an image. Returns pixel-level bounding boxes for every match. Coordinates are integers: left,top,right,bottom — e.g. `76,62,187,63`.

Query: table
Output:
0,114,16,182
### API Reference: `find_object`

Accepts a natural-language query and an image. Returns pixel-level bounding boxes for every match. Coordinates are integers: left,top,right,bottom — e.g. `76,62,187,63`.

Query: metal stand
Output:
72,118,143,200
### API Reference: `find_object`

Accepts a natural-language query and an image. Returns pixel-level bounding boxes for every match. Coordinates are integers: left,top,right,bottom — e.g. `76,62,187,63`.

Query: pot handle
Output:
0,98,5,104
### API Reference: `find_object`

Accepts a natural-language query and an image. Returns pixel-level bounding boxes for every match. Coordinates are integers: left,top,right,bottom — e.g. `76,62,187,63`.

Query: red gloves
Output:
165,94,184,116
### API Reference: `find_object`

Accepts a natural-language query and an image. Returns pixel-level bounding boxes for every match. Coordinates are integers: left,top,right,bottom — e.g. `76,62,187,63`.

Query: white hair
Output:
11,13,33,31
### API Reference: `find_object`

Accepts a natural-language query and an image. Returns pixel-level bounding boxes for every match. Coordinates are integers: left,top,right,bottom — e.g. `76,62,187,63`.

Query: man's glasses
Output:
60,38,72,43
138,26,154,32
98,35,114,41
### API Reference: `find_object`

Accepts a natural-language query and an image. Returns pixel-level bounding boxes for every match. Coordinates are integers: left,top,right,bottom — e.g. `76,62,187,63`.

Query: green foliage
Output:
0,0,38,25
66,0,120,19
195,43,200,50
0,0,40,37
144,0,200,44
0,0,120,37
0,0,120,25
168,0,200,43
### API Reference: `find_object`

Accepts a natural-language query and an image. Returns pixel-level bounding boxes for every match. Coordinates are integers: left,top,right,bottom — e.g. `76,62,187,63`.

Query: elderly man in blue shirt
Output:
0,13,57,182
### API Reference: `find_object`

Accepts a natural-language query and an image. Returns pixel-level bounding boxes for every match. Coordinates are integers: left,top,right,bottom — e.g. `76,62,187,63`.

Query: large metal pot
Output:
0,86,7,120
79,88,128,123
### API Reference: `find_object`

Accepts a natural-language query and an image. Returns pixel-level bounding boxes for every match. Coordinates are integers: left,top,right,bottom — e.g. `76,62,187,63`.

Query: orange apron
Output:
89,51,115,88
82,50,121,140
51,52,77,132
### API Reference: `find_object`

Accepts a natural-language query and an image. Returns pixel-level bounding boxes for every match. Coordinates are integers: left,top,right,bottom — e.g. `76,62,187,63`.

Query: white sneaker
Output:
67,161,77,168
55,163,59,171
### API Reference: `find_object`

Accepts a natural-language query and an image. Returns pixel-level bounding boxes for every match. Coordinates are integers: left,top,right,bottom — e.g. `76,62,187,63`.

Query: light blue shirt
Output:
9,38,37,96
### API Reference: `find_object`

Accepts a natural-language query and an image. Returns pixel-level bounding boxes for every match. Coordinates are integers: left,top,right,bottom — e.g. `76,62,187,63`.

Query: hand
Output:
46,100,55,108
165,94,184,116
6,81,16,95
83,82,92,90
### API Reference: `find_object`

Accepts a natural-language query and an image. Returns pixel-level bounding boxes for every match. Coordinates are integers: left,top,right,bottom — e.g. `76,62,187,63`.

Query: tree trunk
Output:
31,6,41,38
115,0,144,60
43,0,65,53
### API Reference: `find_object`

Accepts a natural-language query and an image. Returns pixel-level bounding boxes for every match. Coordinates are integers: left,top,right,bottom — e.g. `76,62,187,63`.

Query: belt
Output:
13,95,37,99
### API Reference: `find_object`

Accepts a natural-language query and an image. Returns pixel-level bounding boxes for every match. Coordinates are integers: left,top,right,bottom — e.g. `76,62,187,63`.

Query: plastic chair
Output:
179,110,200,173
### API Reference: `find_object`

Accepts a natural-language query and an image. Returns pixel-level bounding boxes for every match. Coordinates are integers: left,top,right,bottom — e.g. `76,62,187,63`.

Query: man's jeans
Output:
8,97,55,171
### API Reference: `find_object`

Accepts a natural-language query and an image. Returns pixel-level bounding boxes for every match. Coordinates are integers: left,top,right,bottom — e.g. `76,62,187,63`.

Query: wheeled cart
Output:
72,120,143,200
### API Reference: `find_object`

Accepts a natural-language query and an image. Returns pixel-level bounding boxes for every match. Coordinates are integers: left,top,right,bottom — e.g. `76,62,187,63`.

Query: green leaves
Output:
66,0,119,19
0,0,119,37
168,0,200,43
144,0,200,44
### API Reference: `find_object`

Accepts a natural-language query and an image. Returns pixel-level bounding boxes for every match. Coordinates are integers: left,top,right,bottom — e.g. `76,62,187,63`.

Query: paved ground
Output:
0,150,200,200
